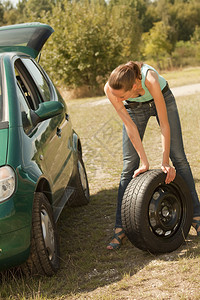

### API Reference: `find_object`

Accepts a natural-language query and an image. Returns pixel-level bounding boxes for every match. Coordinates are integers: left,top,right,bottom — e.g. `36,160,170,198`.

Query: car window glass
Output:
15,59,40,110
21,59,51,102
17,84,32,135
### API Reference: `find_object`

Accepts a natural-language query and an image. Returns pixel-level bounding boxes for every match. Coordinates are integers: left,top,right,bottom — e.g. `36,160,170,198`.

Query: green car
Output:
0,22,89,276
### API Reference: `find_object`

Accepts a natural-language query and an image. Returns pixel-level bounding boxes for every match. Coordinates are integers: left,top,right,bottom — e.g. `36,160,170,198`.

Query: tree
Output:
108,0,142,61
141,2,159,33
40,0,122,91
142,21,172,68
1,0,18,24
175,1,200,41
24,0,55,20
0,2,5,26
191,26,200,63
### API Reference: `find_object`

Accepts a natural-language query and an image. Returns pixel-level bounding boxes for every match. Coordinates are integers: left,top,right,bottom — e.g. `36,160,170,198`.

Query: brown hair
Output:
108,61,143,91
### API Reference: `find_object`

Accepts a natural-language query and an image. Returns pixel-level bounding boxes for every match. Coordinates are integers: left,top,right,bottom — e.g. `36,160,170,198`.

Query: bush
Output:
171,41,198,68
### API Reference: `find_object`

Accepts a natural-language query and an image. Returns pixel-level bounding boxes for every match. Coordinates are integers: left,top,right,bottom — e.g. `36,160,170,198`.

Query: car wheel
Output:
68,156,90,207
121,169,193,253
21,192,60,276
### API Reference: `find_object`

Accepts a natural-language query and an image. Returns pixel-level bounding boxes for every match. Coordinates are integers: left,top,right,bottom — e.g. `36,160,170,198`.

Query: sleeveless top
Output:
127,64,167,103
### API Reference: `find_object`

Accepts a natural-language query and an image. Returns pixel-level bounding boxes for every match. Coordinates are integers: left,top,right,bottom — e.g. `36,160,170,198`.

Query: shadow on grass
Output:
51,187,200,297
1,187,199,299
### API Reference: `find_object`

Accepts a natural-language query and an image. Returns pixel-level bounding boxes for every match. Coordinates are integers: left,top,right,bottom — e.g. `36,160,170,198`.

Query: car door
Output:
15,57,74,203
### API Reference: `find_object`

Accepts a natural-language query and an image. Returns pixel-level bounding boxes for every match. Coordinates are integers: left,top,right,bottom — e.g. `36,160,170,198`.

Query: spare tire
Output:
121,169,193,253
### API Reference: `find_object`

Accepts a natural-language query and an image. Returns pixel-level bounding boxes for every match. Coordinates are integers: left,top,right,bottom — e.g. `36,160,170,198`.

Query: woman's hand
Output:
161,163,176,184
133,162,149,178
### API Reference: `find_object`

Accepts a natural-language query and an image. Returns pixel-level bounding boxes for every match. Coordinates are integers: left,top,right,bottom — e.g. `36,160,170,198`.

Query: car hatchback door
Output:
0,22,54,58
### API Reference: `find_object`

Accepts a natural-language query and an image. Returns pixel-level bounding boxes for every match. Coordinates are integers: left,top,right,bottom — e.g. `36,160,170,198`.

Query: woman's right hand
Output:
161,163,176,184
133,162,149,178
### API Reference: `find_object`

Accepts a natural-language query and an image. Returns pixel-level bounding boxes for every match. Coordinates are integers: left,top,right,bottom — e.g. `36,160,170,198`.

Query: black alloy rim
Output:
148,184,182,238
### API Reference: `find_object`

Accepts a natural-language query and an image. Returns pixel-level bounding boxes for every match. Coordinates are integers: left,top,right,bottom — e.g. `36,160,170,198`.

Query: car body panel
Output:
0,226,30,271
0,23,54,58
0,128,8,165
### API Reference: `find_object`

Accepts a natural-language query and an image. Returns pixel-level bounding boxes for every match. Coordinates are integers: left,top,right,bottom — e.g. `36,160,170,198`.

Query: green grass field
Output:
1,67,200,299
161,66,200,87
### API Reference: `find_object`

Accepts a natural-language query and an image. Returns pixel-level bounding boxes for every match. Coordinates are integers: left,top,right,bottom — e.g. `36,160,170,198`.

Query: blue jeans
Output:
115,88,200,228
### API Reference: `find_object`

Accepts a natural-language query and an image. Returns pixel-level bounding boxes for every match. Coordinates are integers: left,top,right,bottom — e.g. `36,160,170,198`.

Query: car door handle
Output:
56,127,62,137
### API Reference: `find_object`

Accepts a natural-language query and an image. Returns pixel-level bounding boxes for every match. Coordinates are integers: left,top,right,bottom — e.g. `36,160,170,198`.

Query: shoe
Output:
107,229,126,250
192,218,200,236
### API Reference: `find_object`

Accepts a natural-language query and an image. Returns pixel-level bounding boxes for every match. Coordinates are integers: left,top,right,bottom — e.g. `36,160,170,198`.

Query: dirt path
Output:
87,83,200,107
171,83,200,97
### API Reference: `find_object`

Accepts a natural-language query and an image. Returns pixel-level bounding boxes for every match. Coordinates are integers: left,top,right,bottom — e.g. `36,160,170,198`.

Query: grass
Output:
1,66,200,299
161,66,200,87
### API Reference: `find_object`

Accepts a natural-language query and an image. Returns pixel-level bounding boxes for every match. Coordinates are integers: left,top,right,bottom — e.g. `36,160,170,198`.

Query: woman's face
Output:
109,85,135,101
109,78,142,101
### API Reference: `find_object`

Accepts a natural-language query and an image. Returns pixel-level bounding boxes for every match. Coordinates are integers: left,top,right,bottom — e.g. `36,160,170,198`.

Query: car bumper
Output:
0,225,30,271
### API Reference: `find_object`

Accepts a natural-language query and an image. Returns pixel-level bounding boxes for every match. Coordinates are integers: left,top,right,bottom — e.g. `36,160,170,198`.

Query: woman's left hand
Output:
133,163,149,178
161,164,176,184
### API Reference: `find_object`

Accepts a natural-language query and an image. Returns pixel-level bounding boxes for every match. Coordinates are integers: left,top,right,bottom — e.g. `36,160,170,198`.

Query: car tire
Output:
21,192,60,276
68,156,90,207
121,169,193,253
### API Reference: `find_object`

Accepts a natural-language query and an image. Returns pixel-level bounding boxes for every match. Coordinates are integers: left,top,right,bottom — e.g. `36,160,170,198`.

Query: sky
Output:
6,0,19,7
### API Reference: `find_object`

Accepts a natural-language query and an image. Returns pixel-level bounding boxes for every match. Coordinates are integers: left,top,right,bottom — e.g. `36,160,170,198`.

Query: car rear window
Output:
0,27,49,51
0,28,33,47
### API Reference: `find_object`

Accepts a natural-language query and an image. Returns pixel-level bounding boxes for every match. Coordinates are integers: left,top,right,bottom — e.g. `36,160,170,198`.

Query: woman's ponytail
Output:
125,61,142,80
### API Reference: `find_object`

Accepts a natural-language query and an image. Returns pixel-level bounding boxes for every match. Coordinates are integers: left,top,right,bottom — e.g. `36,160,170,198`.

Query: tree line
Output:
1,0,200,94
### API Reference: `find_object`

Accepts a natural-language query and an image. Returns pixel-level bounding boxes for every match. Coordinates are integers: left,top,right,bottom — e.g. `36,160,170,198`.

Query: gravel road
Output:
88,83,200,107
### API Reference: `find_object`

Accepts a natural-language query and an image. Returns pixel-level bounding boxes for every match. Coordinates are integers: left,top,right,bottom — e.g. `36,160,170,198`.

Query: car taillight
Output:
0,166,15,202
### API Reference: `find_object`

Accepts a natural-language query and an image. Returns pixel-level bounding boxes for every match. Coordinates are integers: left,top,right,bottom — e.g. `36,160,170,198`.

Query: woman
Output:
104,61,200,250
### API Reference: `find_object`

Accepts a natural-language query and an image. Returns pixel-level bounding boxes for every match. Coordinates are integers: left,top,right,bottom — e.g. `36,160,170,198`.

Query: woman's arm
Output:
104,82,149,177
145,70,176,183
